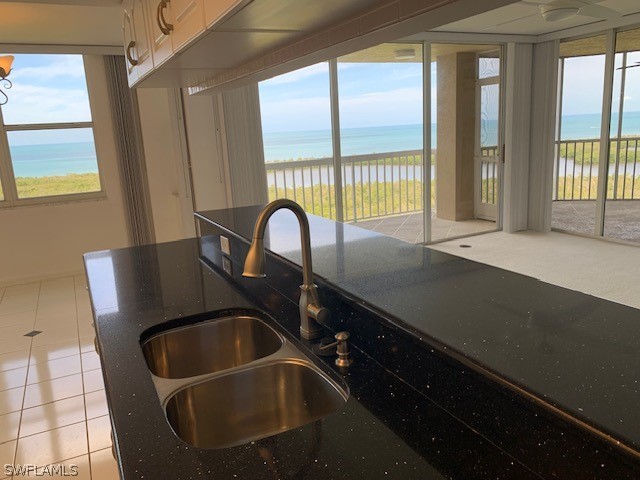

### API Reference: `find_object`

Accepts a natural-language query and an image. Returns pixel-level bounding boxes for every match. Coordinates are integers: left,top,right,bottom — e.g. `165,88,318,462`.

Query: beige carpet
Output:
430,230,640,310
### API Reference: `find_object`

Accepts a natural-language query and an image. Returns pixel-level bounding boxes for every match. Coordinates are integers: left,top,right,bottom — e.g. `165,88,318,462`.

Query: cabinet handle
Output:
125,41,139,66
157,0,174,35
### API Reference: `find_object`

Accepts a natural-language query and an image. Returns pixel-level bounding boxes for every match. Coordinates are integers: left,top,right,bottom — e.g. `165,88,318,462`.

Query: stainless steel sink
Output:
141,315,283,379
165,360,348,449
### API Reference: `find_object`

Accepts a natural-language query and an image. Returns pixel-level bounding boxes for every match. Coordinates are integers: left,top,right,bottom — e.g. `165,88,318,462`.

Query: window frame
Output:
0,55,107,208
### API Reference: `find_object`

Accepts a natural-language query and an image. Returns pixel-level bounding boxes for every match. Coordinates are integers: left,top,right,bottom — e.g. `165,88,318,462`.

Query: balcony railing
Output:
480,146,499,205
266,147,503,222
265,149,424,222
554,136,640,201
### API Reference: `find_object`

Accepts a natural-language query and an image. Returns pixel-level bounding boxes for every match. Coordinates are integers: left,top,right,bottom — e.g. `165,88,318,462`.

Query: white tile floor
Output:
0,275,118,480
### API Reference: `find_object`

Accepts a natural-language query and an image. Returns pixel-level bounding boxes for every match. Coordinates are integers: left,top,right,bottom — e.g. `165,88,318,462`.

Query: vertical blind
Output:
103,55,156,246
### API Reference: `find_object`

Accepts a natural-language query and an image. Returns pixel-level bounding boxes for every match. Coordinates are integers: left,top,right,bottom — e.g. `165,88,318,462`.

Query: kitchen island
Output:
83,206,640,479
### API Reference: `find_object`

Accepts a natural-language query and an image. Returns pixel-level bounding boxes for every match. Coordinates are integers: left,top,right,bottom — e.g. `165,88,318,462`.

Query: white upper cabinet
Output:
125,0,504,90
145,0,174,67
131,0,153,79
169,0,206,51
204,0,243,29
126,0,405,88
122,5,138,85
123,0,153,86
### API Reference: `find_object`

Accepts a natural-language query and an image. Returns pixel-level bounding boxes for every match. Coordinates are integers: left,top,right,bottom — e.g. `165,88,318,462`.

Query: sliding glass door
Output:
337,44,424,243
604,27,640,242
552,35,607,235
258,40,505,245
553,27,640,243
259,63,336,219
429,43,503,242
476,51,501,222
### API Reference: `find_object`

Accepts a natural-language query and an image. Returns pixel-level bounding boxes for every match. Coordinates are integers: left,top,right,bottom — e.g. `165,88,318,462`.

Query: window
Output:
552,27,640,243
259,44,427,242
552,34,607,235
259,62,336,219
258,41,505,245
0,54,102,206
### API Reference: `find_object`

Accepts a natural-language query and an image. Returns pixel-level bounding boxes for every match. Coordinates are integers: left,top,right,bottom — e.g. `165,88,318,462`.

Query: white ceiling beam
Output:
414,12,640,46
402,31,538,44
537,12,640,42
190,0,520,94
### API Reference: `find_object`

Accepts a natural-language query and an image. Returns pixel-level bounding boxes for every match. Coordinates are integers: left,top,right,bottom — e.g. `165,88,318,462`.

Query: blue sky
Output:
259,60,429,133
4,52,638,144
0,54,93,145
562,53,640,116
260,53,640,134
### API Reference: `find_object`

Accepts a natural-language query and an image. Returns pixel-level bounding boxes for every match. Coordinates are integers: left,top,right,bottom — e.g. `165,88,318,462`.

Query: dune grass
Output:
269,173,640,221
15,173,101,199
555,174,640,200
559,138,640,165
269,179,427,221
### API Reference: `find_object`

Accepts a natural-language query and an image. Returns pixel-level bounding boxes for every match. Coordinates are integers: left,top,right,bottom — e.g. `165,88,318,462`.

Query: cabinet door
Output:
204,0,240,29
170,0,205,51
131,0,153,78
122,7,138,85
145,0,173,67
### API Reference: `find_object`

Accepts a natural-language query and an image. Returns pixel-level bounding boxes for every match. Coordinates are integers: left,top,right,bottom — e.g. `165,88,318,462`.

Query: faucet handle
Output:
307,304,331,326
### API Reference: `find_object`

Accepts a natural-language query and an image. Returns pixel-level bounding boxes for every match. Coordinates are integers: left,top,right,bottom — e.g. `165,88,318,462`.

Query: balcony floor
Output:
552,200,640,242
352,211,496,244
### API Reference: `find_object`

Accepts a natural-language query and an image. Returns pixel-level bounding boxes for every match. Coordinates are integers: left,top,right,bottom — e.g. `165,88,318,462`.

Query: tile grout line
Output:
23,366,101,389
15,411,108,445
28,348,83,367
17,391,84,413
391,214,412,237
11,281,41,470
74,275,94,480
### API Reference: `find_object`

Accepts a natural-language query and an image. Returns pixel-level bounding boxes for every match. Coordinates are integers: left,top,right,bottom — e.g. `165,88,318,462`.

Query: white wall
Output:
136,86,233,243
0,56,129,286
503,42,532,233
0,2,121,46
528,40,559,232
137,88,197,242
181,92,230,212
0,62,235,285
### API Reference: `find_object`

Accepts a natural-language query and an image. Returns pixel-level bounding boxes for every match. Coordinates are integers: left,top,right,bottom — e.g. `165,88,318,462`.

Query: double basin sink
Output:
140,312,349,449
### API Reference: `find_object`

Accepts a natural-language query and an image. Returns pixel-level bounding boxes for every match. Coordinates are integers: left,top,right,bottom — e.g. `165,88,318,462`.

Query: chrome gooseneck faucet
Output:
242,199,329,340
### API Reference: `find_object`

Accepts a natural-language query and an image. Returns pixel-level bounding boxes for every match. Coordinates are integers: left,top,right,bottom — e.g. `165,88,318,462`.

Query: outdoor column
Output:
436,52,476,221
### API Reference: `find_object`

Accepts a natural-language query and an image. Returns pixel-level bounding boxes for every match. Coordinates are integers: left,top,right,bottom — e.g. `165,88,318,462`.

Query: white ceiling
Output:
0,0,121,5
0,0,638,52
0,2,122,46
434,0,640,36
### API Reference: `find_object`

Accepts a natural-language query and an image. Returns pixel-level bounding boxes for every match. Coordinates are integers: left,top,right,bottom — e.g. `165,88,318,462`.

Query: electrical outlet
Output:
222,257,233,275
220,235,231,256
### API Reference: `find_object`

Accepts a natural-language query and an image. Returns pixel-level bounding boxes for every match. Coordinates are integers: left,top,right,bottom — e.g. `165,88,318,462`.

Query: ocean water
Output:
11,142,98,178
263,111,640,162
562,111,640,140
264,124,427,161
9,111,640,177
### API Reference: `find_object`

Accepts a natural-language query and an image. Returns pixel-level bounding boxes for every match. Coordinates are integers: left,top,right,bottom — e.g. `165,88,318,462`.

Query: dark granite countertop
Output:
195,206,640,455
83,205,640,480
84,239,543,480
